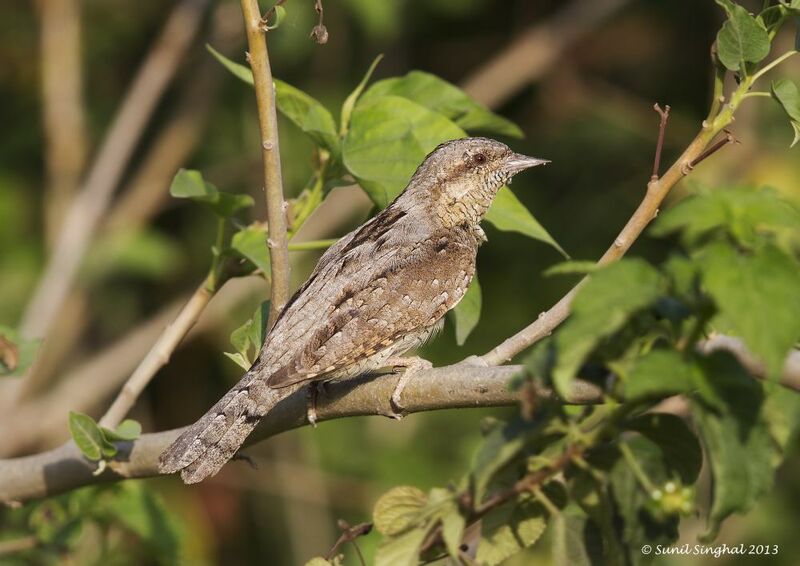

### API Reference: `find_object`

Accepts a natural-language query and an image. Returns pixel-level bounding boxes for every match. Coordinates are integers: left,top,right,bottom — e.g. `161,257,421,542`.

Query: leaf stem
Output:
741,91,772,99
288,238,339,251
751,50,798,84
619,441,657,494
206,217,226,292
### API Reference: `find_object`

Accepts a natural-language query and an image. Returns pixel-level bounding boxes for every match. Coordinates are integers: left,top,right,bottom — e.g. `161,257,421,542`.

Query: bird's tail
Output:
158,369,292,484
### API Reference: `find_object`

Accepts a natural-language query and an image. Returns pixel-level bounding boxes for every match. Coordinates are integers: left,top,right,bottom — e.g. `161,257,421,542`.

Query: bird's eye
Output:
473,153,487,165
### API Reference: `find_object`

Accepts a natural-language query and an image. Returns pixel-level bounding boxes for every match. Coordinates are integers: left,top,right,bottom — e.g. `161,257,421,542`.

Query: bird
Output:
159,137,548,484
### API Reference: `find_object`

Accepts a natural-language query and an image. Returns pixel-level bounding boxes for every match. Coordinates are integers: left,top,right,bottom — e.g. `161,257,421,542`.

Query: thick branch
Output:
240,0,291,327
2,337,798,504
0,365,601,504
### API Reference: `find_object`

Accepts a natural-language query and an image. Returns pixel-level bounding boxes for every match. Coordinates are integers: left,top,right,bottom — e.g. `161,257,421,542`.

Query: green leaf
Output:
715,2,771,71
231,225,271,275
373,486,428,536
206,44,254,85
690,352,774,541
226,300,270,368
69,411,116,461
623,350,701,403
361,70,523,138
771,79,800,147
698,241,800,378
275,79,340,155
651,186,800,248
608,437,681,563
343,95,465,207
101,419,142,442
223,351,251,371
0,326,39,378
552,259,664,397
452,275,481,345
441,507,466,558
625,413,703,484
717,0,770,72
207,44,339,154
471,420,527,503
476,500,548,565
551,510,592,566
169,169,253,218
485,186,567,257
105,482,182,564
544,260,598,277
264,5,286,30
340,54,384,135
374,526,429,566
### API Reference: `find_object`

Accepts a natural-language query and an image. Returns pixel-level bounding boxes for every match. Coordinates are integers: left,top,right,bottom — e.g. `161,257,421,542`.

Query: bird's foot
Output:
306,383,322,427
385,356,433,419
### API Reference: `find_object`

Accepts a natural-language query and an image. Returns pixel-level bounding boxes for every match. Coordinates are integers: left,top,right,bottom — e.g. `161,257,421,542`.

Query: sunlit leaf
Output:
714,1,770,71
361,70,523,138
452,275,481,345
485,187,567,257
373,486,428,536
206,44,339,154
771,79,800,147
231,225,271,276
69,411,115,461
552,260,664,397
169,169,253,218
343,95,464,207
340,54,384,135
690,352,774,541
476,500,547,565
698,241,800,379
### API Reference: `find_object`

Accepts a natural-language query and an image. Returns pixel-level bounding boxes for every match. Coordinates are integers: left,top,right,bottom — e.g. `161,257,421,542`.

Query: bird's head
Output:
399,137,548,227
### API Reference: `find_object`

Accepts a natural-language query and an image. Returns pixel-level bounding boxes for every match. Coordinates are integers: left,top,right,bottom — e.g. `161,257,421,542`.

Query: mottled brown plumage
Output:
159,137,547,483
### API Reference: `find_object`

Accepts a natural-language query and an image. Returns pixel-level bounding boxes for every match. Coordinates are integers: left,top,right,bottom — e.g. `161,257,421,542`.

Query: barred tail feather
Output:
158,370,291,484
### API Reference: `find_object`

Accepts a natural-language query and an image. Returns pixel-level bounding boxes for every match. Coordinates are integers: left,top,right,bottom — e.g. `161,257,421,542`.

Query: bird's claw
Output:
386,356,433,420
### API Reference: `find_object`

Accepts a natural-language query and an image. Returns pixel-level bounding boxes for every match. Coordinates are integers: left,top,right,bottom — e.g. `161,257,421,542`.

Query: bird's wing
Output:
264,230,475,388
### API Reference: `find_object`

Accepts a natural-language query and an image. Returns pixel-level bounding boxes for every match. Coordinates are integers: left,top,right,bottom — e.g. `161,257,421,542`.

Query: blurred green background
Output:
1,0,799,564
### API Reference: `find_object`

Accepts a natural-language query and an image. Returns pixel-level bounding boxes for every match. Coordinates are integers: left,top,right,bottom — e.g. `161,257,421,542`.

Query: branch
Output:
2,337,798,504
240,0,291,328
0,365,603,504
98,283,214,429
0,278,267,457
18,0,209,350
37,0,87,248
482,111,732,366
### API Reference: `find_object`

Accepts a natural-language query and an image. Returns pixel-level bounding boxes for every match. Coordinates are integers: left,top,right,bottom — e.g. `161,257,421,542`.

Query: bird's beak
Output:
503,153,550,176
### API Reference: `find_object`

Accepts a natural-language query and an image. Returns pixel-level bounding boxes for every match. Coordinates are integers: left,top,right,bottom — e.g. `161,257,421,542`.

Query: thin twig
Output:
98,283,213,429
687,129,738,170
240,0,291,329
310,0,328,44
419,447,581,554
325,520,373,561
650,104,670,181
481,104,736,366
